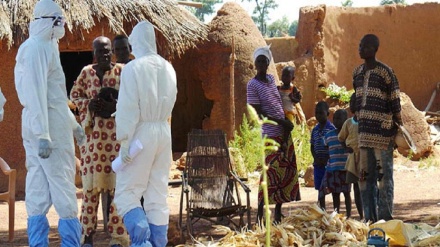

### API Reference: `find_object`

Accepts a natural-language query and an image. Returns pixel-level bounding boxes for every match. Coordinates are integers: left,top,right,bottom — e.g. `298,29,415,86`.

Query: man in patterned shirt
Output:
70,36,128,247
353,34,402,223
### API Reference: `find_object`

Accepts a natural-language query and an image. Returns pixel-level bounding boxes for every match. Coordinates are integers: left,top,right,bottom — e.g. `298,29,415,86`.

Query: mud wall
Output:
297,3,440,117
265,37,298,63
171,2,278,150
293,5,327,118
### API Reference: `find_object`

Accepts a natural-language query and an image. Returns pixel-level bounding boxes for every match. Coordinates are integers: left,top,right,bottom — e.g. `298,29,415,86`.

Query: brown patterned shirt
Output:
353,61,402,150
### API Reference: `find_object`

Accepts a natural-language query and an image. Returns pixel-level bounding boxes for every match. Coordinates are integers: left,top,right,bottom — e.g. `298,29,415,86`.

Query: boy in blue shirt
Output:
322,109,352,217
310,101,335,209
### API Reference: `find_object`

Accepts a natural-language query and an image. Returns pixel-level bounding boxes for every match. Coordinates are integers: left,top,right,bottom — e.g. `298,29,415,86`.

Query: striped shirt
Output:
324,129,348,171
247,74,284,137
310,120,335,165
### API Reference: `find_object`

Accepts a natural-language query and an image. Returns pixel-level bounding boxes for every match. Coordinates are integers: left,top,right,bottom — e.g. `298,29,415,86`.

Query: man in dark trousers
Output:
353,34,402,223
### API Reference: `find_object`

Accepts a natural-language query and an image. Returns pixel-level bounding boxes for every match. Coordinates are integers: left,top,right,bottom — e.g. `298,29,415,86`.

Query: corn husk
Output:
181,204,440,247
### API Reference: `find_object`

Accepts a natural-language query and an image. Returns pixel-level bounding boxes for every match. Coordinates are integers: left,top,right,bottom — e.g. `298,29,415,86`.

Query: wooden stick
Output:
424,82,440,112
229,36,236,139
426,111,440,117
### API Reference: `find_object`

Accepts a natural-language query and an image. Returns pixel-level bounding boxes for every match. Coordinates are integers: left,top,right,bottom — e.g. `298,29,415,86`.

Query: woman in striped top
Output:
247,46,301,225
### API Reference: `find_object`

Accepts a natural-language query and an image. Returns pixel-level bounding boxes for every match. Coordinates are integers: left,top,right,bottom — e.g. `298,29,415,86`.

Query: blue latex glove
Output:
120,140,132,164
38,138,52,159
73,125,86,146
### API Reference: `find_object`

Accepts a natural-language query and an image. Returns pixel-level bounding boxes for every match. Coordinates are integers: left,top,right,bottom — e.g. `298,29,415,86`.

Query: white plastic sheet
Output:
112,139,143,173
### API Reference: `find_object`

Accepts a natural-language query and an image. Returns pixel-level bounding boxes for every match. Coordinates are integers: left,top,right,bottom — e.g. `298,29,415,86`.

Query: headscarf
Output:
253,45,273,63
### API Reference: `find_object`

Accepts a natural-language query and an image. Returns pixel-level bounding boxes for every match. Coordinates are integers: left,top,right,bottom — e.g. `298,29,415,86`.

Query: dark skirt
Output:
258,135,301,204
319,170,351,198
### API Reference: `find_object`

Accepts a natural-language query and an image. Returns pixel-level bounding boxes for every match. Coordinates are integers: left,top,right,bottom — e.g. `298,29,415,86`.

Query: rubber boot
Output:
58,218,81,247
28,215,50,247
149,224,168,247
123,207,152,247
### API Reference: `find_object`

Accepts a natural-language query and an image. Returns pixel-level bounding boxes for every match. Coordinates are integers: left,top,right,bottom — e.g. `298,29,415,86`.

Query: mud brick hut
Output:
291,3,440,117
0,0,208,196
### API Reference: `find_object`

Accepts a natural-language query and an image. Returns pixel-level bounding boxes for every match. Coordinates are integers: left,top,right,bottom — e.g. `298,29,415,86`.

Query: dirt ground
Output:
1,155,439,246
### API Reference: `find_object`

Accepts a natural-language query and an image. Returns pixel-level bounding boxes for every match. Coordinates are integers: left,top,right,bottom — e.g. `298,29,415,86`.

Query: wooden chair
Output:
0,157,16,242
178,129,251,237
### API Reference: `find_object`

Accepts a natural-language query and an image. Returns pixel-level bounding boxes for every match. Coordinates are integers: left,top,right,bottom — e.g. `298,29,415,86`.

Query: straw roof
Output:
1,0,208,58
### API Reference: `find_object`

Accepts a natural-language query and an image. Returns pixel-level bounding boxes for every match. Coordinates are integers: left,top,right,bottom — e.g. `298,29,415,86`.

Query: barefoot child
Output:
310,101,335,209
321,109,352,217
338,94,364,219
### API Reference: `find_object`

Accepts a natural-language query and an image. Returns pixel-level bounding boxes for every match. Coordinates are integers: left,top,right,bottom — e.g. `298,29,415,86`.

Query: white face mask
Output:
52,26,65,39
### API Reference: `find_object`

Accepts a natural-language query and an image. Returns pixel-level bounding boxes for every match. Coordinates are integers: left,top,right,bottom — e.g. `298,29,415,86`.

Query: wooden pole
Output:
229,36,236,139
177,1,203,8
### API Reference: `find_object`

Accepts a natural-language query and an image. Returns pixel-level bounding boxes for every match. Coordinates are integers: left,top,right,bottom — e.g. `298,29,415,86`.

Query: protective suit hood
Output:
128,21,157,58
30,0,65,40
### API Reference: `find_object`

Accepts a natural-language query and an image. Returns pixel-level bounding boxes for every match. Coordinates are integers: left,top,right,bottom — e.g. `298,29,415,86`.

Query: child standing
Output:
310,101,335,209
338,94,364,219
321,109,352,217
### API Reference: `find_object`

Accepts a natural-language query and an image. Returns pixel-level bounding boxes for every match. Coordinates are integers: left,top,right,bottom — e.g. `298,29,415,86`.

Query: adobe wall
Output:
265,37,298,63
170,2,278,152
297,3,440,117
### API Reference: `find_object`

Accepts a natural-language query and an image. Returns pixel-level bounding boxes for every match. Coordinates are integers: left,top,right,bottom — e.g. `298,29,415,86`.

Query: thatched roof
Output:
1,0,208,58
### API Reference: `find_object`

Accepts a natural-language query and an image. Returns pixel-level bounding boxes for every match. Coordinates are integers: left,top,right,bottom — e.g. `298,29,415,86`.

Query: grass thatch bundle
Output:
1,0,208,58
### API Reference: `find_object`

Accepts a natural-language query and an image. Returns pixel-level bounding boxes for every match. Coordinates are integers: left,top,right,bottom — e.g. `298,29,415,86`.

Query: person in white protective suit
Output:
114,21,177,247
0,87,5,122
14,0,86,246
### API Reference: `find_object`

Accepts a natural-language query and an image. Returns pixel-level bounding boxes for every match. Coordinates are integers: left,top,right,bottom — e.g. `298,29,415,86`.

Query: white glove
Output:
73,125,86,146
120,140,132,164
38,138,52,159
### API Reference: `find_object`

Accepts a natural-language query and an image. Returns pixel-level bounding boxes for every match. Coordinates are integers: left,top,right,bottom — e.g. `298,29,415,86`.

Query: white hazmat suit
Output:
14,0,85,246
114,21,177,247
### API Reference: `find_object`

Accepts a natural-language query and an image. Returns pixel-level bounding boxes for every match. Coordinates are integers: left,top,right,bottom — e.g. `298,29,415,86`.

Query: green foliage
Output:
267,17,298,37
291,123,312,174
185,0,223,22
245,105,277,246
321,83,354,103
418,156,440,168
244,0,278,36
380,0,407,5
267,16,290,37
288,20,298,36
341,0,354,7
229,114,264,176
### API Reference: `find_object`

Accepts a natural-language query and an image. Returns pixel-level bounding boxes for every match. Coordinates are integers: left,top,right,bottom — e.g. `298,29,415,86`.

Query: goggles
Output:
35,16,66,27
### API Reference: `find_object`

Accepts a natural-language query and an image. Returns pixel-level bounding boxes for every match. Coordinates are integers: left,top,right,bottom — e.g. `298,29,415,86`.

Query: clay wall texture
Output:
299,3,440,117
171,2,278,151
265,37,298,63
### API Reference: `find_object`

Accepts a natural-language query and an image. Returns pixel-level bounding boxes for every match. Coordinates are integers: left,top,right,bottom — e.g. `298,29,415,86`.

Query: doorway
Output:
60,51,93,96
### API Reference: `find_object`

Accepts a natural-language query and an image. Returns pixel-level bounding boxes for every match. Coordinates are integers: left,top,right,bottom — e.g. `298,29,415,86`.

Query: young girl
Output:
321,109,352,217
